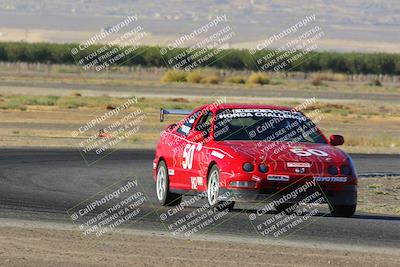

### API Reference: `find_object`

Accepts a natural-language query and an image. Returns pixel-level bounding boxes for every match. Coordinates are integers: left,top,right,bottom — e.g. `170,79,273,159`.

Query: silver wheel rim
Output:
207,169,219,206
156,166,166,201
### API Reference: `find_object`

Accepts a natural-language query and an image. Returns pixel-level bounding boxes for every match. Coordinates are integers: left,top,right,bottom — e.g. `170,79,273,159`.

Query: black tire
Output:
156,161,182,206
329,204,356,217
207,165,235,212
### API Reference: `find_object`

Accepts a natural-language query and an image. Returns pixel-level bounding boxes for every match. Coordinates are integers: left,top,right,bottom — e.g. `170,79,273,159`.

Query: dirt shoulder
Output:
358,177,400,215
0,219,399,267
1,94,399,154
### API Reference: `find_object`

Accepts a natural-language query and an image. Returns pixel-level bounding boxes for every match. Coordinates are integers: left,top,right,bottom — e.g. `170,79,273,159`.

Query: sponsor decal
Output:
191,177,197,189
313,176,347,182
168,169,175,176
251,175,262,182
217,109,305,120
211,150,225,159
295,167,306,174
267,175,290,181
287,162,311,168
190,176,203,189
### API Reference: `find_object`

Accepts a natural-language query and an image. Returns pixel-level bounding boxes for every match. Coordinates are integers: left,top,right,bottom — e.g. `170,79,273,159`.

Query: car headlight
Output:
340,165,351,175
327,165,338,175
242,162,254,172
258,163,268,173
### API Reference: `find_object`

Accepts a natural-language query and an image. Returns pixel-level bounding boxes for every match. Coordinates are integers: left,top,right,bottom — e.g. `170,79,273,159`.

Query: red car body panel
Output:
153,103,357,202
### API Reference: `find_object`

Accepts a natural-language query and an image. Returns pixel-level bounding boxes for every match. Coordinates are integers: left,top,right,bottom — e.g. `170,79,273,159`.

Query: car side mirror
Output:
330,134,344,146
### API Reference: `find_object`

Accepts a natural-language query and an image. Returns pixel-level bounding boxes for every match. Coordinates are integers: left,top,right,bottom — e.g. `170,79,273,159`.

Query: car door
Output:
185,111,214,191
169,112,198,190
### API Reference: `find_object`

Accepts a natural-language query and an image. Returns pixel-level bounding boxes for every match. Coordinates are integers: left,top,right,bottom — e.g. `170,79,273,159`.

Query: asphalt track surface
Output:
0,148,399,249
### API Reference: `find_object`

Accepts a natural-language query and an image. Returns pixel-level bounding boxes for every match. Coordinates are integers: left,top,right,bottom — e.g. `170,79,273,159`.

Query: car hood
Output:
214,140,350,164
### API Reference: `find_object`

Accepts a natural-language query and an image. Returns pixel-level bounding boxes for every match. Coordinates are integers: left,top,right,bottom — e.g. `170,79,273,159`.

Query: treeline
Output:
0,42,399,75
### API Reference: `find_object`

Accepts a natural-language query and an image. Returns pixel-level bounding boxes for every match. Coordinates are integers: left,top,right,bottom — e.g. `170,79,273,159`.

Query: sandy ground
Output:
358,178,400,215
1,105,399,154
0,219,399,267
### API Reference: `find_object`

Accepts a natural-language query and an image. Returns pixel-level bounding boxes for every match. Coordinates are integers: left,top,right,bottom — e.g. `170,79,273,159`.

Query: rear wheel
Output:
207,165,235,211
329,204,356,217
156,161,182,206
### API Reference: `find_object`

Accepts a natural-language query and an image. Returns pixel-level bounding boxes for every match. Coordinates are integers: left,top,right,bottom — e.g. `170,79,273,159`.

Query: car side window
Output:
176,115,196,136
194,111,213,137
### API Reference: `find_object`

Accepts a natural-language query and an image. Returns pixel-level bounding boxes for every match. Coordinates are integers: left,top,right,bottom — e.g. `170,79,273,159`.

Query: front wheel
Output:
156,161,182,206
329,204,356,217
207,165,235,211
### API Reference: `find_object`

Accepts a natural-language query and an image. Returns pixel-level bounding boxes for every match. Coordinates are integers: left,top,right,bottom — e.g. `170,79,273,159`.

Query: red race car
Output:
153,103,357,217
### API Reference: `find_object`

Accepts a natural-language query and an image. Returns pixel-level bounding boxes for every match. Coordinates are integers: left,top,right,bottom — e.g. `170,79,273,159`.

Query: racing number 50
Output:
183,144,195,169
290,148,328,157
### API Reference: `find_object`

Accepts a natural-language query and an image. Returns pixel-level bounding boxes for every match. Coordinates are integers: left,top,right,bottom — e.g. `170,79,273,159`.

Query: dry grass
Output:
310,72,348,82
160,70,187,83
0,63,398,96
247,72,270,85
200,74,220,84
358,178,400,215
311,77,324,86
186,72,203,83
1,94,399,153
225,76,246,84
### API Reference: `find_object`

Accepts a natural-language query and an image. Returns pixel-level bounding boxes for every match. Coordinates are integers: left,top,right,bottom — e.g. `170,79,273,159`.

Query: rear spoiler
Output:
160,108,192,122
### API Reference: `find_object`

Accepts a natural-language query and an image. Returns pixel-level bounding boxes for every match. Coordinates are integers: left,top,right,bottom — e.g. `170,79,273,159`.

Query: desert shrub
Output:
226,76,246,84
311,76,323,86
27,95,59,106
200,75,220,84
186,72,203,83
160,70,187,83
0,99,26,111
369,79,382,86
247,72,269,85
169,97,190,103
56,97,88,109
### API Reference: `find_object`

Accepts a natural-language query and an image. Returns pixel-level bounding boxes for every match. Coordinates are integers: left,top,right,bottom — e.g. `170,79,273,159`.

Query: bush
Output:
160,70,187,83
0,42,400,74
226,76,246,84
247,72,269,85
0,99,26,111
369,79,382,86
200,75,220,84
70,92,82,97
56,97,87,109
186,72,203,83
311,77,323,86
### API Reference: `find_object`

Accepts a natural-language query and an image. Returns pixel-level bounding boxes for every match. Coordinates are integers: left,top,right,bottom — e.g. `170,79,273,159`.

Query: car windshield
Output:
214,108,326,144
